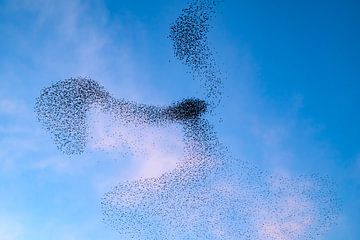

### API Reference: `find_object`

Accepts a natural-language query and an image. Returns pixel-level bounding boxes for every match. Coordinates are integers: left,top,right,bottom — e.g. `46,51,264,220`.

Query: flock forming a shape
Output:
35,0,339,239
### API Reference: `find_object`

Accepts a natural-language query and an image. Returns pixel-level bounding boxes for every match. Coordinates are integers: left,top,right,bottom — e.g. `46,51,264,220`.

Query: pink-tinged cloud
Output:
255,195,314,240
87,107,185,178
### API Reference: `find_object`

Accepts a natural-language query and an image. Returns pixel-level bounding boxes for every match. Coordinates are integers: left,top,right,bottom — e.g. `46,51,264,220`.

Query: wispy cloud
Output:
0,215,24,240
254,184,314,240
0,0,142,173
2,0,134,89
0,99,28,116
87,107,185,179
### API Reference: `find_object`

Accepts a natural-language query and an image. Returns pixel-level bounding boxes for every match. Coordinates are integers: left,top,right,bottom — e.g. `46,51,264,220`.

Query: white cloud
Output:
255,196,314,240
0,99,27,116
0,216,24,240
252,177,316,240
87,107,185,179
2,0,123,83
0,0,141,174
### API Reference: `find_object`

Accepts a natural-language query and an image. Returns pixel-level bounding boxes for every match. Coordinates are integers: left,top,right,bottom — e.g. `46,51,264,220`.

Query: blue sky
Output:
0,0,359,239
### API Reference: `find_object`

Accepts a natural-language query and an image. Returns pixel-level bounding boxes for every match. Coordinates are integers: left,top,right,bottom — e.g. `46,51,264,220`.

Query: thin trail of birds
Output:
35,0,339,239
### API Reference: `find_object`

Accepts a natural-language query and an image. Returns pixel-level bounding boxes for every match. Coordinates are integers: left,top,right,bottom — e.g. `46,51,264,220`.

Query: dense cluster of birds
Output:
169,0,223,107
35,0,340,239
35,77,207,155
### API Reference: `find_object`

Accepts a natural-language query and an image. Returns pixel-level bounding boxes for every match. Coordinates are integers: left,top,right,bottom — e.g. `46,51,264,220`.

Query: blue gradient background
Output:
0,0,359,239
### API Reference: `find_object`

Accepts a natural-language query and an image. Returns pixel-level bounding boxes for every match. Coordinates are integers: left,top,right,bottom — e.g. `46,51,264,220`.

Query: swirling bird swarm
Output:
35,0,339,239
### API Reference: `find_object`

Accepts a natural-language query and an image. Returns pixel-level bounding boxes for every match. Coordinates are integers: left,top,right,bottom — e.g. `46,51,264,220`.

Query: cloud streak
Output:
87,105,185,178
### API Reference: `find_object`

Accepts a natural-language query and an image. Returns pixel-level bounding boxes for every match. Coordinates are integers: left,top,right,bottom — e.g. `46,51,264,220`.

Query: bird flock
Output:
35,0,339,239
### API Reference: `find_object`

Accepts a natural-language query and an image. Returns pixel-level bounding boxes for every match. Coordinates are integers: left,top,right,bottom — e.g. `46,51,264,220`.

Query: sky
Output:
0,0,359,239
